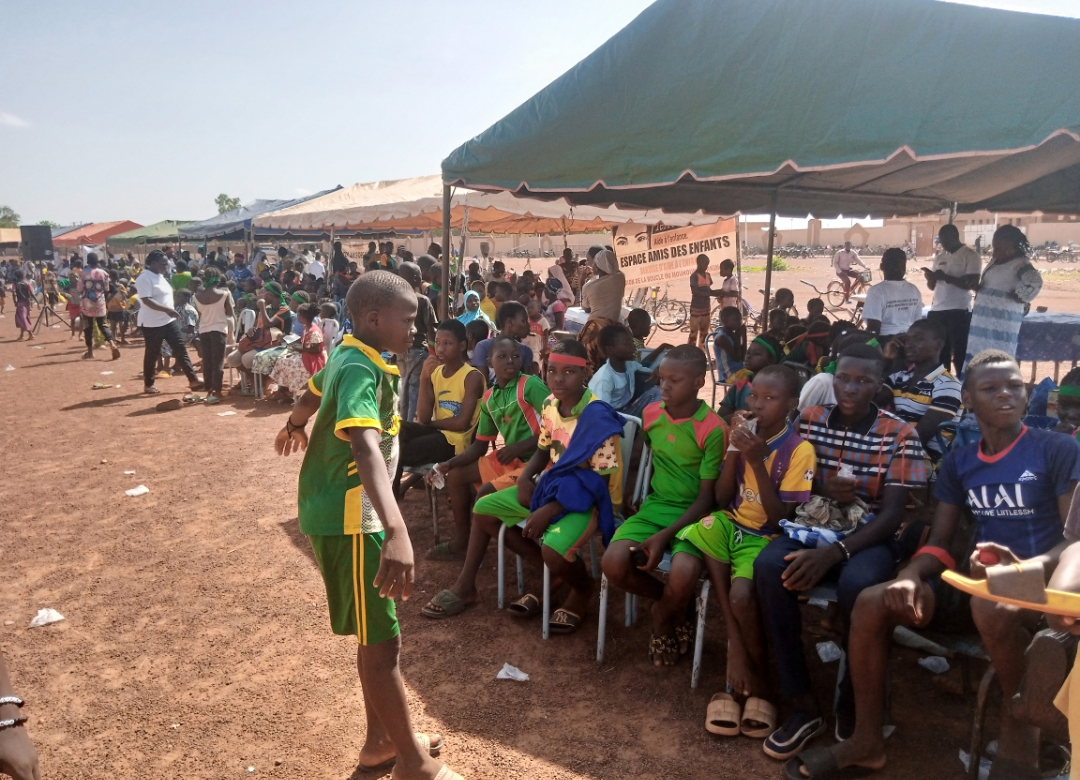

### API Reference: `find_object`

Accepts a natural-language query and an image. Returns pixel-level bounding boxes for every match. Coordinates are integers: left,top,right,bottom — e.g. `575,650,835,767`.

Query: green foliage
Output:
0,205,20,228
37,219,59,228
769,255,790,271
215,193,241,214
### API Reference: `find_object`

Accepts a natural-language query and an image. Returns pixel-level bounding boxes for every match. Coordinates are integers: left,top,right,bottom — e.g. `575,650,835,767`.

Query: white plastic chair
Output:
595,444,712,690
497,415,642,639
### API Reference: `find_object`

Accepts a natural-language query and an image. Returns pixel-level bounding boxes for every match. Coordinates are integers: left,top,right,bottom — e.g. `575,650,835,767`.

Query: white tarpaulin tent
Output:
254,175,723,234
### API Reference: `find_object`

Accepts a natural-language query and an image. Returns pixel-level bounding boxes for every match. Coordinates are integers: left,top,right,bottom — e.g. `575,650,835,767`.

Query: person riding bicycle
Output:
832,241,867,302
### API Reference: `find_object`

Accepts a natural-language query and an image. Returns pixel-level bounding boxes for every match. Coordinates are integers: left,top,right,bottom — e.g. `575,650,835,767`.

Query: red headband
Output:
548,353,587,367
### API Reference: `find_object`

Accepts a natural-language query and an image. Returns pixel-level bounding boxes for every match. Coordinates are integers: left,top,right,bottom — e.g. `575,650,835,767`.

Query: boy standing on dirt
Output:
274,270,463,780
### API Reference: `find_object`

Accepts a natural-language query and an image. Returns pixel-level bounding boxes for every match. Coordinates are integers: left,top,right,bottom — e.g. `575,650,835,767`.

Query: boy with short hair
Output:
712,306,746,383
471,301,536,376
524,299,550,362
448,339,624,633
602,345,728,666
589,323,661,418
274,271,462,780
784,350,1079,779
422,336,551,614
678,365,814,736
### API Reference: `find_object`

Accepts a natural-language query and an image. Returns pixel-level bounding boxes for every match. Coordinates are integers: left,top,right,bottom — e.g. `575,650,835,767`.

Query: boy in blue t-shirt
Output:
779,349,1080,779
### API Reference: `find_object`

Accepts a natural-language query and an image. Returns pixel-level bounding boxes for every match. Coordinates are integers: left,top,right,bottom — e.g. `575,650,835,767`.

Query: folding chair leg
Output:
691,579,710,690
542,564,551,639
597,574,609,663
626,593,637,627
497,524,506,609
427,482,439,543
516,555,524,596
968,666,997,780
589,537,599,579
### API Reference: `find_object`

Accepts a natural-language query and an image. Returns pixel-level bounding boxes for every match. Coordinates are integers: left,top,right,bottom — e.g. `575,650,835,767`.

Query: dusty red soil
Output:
0,312,995,780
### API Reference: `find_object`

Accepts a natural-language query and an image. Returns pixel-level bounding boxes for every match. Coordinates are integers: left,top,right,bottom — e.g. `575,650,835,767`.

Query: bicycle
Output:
827,269,872,307
644,285,688,331
799,278,863,325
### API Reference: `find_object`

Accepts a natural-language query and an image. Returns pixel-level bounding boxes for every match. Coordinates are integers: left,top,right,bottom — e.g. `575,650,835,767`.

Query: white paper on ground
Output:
959,749,992,780
816,641,843,663
125,485,150,497
123,470,135,475
918,656,950,674
100,370,114,375
29,608,65,628
5,365,14,371
217,410,237,416
496,662,530,681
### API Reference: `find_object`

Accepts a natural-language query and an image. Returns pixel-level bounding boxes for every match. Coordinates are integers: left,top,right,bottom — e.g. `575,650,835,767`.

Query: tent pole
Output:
441,184,451,319
735,215,743,309
761,191,778,332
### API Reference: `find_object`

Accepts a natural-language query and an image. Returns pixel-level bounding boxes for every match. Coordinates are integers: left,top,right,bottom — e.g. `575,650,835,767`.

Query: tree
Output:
37,220,59,228
215,193,241,214
0,206,20,228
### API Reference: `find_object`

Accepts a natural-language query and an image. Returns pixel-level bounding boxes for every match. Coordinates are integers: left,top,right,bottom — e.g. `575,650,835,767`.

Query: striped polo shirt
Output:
799,405,928,515
885,365,963,457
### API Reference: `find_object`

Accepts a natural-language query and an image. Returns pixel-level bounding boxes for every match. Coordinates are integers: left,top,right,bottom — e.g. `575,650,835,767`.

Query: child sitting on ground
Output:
718,333,782,420
395,319,484,498
421,336,550,603
471,301,536,376
677,365,814,740
443,339,624,634
783,349,1080,780
589,324,661,419
713,306,746,383
602,345,727,665
273,271,462,780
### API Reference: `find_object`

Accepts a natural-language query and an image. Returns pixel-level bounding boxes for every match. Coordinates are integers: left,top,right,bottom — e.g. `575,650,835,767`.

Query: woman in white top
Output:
964,224,1042,372
193,274,234,404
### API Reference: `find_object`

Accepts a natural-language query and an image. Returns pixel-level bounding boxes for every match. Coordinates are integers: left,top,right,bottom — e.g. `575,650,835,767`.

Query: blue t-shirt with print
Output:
934,427,1080,559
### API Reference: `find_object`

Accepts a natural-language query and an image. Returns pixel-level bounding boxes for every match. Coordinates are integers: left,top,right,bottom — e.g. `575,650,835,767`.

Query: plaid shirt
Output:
799,404,927,514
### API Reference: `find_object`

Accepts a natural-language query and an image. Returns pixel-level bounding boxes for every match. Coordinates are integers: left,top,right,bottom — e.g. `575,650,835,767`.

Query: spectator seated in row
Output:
588,324,662,419
718,334,782,420
713,306,746,383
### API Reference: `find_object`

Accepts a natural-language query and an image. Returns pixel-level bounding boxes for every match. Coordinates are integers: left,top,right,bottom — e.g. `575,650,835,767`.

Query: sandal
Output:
741,696,778,739
433,766,464,780
143,386,161,395
549,608,582,634
91,382,113,390
356,732,444,773
110,345,121,360
204,395,220,405
183,394,206,404
782,747,877,779
649,632,678,666
421,590,474,619
426,541,466,562
705,692,742,737
507,593,542,619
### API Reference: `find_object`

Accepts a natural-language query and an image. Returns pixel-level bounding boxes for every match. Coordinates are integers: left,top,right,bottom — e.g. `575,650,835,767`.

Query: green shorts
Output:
473,485,596,561
309,533,399,646
611,497,702,559
676,512,770,579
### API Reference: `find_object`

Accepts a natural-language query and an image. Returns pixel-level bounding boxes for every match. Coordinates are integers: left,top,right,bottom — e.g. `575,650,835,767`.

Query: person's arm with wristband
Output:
275,386,321,455
0,650,39,780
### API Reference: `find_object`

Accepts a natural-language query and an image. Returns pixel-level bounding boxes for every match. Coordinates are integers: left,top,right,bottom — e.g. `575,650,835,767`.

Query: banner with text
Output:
616,218,737,289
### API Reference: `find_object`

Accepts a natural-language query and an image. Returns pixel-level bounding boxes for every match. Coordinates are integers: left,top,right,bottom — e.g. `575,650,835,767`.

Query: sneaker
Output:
143,386,161,395
762,710,826,760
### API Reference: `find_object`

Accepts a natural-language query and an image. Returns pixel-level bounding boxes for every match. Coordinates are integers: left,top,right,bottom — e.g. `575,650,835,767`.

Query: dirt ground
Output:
0,262,1062,779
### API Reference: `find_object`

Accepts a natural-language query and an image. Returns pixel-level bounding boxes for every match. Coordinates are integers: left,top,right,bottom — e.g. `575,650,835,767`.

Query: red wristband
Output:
914,545,955,571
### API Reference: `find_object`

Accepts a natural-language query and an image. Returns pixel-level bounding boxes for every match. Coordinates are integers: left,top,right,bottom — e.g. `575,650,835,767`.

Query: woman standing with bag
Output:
194,274,233,404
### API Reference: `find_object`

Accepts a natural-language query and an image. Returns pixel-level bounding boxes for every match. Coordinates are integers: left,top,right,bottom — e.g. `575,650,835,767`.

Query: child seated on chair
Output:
779,349,1080,780
712,306,746,383
676,364,814,741
421,336,550,616
625,307,673,369
589,324,662,419
394,319,484,499
601,345,728,667
471,301,536,377
431,339,624,634
718,333,782,420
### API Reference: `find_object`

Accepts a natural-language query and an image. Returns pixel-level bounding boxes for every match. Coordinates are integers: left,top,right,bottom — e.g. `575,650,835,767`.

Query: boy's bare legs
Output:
657,552,701,659
444,463,481,555
541,545,592,615
704,557,764,699
971,597,1040,770
446,508,534,604
602,539,665,601
355,638,444,779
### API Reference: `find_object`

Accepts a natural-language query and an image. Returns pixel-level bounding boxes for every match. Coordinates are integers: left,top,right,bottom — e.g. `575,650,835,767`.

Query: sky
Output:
2,0,1078,227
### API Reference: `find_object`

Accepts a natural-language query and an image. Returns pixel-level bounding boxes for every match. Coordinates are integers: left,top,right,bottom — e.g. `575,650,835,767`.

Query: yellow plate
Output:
942,570,1080,618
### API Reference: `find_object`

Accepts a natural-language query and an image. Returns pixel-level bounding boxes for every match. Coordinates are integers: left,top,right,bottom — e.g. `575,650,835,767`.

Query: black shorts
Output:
107,311,126,324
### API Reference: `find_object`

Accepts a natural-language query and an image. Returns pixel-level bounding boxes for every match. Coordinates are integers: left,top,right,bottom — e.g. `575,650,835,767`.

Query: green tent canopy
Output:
443,0,1080,217
106,220,196,248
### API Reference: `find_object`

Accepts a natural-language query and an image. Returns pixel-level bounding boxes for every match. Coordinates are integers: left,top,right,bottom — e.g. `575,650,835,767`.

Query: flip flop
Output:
433,766,464,780
426,541,466,562
548,608,582,634
741,696,778,739
782,747,876,779
110,346,121,360
204,395,221,405
183,394,206,404
356,732,444,773
155,398,183,411
507,593,542,619
705,692,742,736
91,382,113,390
421,590,474,619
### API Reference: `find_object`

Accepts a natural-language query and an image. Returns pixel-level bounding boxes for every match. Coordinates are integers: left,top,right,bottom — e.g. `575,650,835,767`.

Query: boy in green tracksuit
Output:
275,270,463,780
